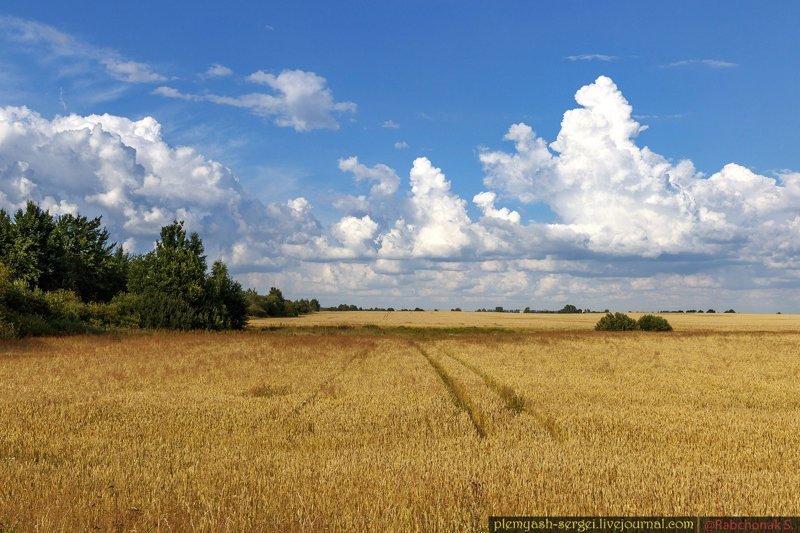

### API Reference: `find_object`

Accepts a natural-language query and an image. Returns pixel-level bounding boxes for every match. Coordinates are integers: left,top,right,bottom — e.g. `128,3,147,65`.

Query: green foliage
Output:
636,314,673,332
595,312,639,331
0,262,101,337
206,261,248,330
595,312,673,332
43,289,87,322
127,221,207,299
0,202,58,289
246,287,319,318
52,214,128,301
113,292,200,330
0,202,127,302
558,304,581,314
122,222,248,330
1,206,250,336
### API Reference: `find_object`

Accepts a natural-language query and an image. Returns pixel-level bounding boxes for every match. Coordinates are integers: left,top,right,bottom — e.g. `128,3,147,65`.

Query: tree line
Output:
0,202,315,338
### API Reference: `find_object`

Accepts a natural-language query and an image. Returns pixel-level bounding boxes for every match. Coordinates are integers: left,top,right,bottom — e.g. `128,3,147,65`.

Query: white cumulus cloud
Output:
472,191,520,224
155,69,356,131
0,106,320,267
338,156,400,198
480,75,800,262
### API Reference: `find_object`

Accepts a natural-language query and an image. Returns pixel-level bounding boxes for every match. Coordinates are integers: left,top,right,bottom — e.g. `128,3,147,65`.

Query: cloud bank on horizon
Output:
1,76,799,310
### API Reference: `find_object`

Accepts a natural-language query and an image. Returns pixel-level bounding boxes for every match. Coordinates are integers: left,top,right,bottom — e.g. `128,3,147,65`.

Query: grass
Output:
1,318,800,530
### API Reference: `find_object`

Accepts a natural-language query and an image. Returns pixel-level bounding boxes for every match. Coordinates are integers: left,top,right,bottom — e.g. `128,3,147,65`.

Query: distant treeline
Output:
0,201,333,337
476,304,597,314
323,304,413,312
657,309,735,314
323,304,600,313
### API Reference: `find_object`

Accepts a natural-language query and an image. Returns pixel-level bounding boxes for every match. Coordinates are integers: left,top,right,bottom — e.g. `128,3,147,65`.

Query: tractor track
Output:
437,345,562,441
285,343,374,420
412,342,487,439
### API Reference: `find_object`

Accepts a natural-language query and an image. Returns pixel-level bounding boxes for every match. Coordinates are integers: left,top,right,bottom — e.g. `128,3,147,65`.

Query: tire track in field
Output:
437,346,563,441
412,342,487,438
285,343,374,420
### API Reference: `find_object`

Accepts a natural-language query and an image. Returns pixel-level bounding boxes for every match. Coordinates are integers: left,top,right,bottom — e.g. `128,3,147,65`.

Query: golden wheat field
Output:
2,313,800,531
250,310,800,332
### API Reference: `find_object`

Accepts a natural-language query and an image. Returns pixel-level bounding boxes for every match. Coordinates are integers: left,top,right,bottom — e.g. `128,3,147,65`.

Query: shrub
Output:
0,312,18,339
112,292,199,330
636,314,673,332
595,312,638,331
44,289,87,322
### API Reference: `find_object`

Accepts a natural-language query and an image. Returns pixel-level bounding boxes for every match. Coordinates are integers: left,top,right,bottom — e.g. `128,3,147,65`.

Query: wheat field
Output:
249,310,800,332
1,315,799,531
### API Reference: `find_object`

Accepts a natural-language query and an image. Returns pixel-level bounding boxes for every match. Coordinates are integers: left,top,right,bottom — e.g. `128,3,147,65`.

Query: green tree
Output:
0,210,13,255
53,213,127,301
128,221,207,299
206,260,248,330
125,221,210,329
4,202,59,289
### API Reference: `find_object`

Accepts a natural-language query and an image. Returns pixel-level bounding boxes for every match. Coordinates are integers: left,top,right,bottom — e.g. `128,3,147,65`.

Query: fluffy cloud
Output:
155,70,356,131
472,191,520,224
338,157,400,198
0,105,318,265
331,215,379,257
377,158,474,258
480,75,800,262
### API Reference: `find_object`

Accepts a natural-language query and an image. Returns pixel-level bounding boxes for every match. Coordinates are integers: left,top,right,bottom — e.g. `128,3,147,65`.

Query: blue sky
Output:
1,2,799,311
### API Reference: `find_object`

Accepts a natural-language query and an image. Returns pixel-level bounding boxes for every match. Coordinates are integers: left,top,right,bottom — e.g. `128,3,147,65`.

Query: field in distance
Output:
1,318,799,530
250,309,800,332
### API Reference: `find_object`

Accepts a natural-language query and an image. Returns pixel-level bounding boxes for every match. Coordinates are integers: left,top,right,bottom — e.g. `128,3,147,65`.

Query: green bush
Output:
0,312,18,339
636,314,673,331
112,292,199,330
595,312,638,331
44,289,87,322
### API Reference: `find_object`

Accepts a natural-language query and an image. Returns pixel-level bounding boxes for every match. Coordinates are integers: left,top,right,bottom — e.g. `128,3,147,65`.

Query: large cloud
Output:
0,106,318,262
480,75,800,262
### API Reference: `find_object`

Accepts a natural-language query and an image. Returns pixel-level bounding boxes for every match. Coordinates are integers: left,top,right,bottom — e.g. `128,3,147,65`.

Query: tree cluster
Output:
0,203,127,301
246,287,320,317
1,202,249,337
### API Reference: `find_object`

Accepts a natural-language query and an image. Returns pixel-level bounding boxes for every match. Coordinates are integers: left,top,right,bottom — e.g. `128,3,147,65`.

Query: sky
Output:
1,1,799,312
